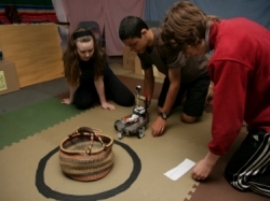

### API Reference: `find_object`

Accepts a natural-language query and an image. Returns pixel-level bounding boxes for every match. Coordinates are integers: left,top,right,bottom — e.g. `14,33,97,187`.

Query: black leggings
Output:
158,73,210,117
73,67,135,110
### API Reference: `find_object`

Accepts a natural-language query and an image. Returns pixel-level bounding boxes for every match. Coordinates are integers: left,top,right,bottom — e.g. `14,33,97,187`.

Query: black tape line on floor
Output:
35,140,141,201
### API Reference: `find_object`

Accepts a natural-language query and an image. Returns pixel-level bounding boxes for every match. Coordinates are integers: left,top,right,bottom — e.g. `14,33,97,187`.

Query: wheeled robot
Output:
114,85,149,139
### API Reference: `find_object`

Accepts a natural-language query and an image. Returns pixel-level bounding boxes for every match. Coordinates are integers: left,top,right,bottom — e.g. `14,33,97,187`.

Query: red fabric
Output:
21,13,57,23
208,18,270,155
0,14,10,24
0,12,58,24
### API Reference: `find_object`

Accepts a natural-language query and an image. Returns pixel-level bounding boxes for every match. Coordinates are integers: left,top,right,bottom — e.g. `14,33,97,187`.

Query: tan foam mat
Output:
0,100,209,201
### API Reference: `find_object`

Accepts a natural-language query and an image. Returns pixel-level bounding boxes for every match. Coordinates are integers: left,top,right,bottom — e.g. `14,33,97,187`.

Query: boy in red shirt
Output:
161,1,270,197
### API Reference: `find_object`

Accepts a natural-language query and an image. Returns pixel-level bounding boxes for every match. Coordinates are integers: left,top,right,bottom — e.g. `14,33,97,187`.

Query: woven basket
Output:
59,127,114,182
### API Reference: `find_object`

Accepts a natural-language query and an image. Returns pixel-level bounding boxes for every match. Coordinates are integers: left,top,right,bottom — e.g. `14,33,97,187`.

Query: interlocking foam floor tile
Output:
2,97,83,136
184,184,200,201
0,78,67,115
0,134,58,201
36,100,208,201
0,87,52,114
30,78,67,96
0,115,32,150
0,97,83,150
0,129,161,201
1,99,212,201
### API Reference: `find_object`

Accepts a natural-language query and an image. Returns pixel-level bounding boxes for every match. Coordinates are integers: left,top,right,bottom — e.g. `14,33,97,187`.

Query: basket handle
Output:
68,127,106,155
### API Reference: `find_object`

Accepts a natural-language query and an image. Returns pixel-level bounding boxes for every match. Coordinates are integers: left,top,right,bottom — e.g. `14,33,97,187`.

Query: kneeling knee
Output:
181,113,197,124
117,96,135,107
73,100,93,110
75,103,91,110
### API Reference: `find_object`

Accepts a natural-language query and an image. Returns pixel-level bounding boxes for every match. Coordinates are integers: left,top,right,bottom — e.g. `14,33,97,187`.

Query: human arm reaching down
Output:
152,67,181,136
94,75,115,110
192,60,249,180
144,67,155,104
62,85,78,105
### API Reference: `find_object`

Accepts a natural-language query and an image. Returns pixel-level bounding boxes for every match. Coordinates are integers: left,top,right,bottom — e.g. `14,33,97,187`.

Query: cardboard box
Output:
134,56,165,79
122,46,136,70
0,60,20,96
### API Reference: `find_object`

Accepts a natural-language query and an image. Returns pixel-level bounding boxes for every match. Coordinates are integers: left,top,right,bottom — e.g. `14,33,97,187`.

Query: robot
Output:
114,85,149,139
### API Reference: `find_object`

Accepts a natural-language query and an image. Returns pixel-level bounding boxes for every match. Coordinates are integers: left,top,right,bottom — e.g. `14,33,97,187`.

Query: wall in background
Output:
145,0,270,29
2,0,269,56
0,0,52,5
53,0,145,56
55,0,269,55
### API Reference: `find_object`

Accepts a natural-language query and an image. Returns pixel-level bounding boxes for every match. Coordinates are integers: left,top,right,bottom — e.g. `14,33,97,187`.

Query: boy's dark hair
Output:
119,16,149,40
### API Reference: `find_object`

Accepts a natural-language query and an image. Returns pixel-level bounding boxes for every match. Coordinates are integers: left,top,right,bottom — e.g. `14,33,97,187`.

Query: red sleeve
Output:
208,60,250,155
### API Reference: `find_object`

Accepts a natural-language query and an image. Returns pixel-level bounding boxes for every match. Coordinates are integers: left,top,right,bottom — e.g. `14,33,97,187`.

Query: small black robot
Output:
114,85,149,139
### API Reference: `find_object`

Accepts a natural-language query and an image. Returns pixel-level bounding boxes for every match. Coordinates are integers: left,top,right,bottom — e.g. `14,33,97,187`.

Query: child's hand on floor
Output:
62,98,72,105
192,151,219,181
151,116,166,137
101,102,115,111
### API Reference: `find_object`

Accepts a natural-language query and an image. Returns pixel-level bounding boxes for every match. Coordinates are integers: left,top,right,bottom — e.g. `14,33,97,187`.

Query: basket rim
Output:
59,132,114,155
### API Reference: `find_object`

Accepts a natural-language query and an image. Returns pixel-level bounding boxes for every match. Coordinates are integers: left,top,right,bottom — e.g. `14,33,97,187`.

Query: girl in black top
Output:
62,28,134,110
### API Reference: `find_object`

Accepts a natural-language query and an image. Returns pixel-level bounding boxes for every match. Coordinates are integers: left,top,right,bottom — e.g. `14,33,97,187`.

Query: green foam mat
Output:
0,97,83,149
0,116,32,149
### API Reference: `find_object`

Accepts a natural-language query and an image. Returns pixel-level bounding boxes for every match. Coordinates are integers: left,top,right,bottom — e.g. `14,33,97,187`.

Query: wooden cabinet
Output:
0,24,64,87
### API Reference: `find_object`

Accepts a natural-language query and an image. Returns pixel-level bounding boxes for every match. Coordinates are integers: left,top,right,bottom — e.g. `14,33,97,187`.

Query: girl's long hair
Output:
63,28,107,86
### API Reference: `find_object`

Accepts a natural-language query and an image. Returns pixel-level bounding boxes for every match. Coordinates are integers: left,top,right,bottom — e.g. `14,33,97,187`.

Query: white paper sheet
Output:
164,158,195,181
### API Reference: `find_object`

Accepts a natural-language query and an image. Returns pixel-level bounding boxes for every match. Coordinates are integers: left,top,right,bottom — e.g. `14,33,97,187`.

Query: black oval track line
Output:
35,140,141,201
